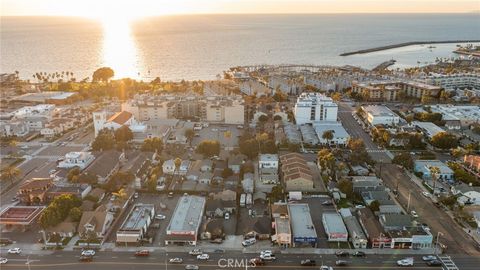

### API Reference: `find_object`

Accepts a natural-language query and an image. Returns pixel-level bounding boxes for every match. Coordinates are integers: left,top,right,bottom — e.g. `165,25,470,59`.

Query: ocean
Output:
1,14,479,81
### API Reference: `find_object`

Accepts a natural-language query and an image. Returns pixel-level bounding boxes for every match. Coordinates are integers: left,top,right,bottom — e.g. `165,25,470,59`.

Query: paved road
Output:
337,102,391,163
378,163,480,256
1,250,479,270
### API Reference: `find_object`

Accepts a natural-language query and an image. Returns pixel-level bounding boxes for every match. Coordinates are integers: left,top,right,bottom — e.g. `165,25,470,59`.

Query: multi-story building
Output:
361,105,400,126
122,94,244,124
239,79,271,96
268,75,303,95
351,80,442,101
426,73,480,92
293,93,338,125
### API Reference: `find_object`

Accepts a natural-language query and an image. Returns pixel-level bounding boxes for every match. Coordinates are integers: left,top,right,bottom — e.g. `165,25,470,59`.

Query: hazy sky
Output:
1,0,479,16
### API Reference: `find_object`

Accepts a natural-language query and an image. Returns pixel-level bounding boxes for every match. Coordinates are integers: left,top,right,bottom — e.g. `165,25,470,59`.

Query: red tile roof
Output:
107,111,132,125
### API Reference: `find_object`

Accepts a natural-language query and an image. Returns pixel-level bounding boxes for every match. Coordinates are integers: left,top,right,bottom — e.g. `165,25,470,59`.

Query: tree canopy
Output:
430,132,458,149
114,125,133,142
92,129,116,151
92,67,114,83
39,194,82,229
392,152,414,170
196,140,220,157
141,137,163,152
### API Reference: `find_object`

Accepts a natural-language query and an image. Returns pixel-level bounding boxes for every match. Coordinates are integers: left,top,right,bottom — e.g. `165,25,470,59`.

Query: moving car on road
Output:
410,210,419,218
352,251,366,257
242,238,256,247
81,250,96,256
397,257,414,266
0,258,7,264
189,249,203,255
335,250,349,257
185,265,199,270
260,250,272,256
300,259,316,266
422,255,437,261
169,258,183,264
135,250,150,257
320,266,333,270
155,214,166,220
422,191,430,197
7,248,21,254
426,260,442,266
196,254,209,260
260,254,276,261
335,260,348,266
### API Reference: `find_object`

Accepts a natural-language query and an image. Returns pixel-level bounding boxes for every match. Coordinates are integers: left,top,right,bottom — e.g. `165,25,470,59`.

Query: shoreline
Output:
340,40,480,56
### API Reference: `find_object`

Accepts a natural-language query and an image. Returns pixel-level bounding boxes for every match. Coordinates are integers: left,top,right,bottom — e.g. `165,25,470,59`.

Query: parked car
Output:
81,250,96,256
352,251,366,257
426,260,442,266
196,254,209,260
397,258,414,266
300,259,316,266
422,255,437,261
260,250,272,256
335,260,348,266
155,214,166,220
169,258,183,264
213,249,224,253
422,191,430,197
168,192,174,198
0,258,7,264
335,250,349,257
79,255,93,262
322,200,333,206
134,192,139,199
189,249,203,255
185,265,199,270
7,248,21,254
242,238,256,247
411,210,419,218
135,250,150,257
224,213,230,220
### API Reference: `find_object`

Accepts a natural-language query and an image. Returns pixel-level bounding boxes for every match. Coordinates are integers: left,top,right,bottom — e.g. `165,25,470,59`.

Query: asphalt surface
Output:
1,250,479,270
378,163,480,256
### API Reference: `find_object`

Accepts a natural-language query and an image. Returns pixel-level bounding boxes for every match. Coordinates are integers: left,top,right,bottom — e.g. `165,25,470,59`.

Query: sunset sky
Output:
1,0,479,17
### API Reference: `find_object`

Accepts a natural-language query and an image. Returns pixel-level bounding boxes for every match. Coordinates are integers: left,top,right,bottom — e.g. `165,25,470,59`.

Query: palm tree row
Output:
32,71,75,84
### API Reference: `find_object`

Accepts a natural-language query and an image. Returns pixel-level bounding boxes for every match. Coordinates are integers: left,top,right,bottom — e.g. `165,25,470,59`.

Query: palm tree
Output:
1,165,21,185
112,188,127,201
429,166,440,192
322,130,335,145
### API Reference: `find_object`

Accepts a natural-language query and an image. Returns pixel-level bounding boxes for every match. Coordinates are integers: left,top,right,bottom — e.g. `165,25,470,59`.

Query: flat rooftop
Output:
167,195,206,233
322,212,348,234
118,204,154,232
362,105,398,117
0,206,45,225
274,217,291,235
288,203,317,238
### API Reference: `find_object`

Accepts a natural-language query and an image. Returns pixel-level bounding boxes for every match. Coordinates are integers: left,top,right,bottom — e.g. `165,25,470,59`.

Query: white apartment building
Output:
239,79,271,96
259,154,279,169
429,104,480,127
58,152,95,170
269,75,303,95
362,105,400,126
426,73,480,91
293,93,338,125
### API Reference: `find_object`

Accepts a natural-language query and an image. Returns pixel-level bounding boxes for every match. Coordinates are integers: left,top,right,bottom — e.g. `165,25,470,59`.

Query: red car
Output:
135,250,150,257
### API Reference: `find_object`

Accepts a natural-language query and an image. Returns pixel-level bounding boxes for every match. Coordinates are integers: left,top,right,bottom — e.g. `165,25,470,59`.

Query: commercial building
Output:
429,104,480,127
322,213,348,242
356,208,391,248
58,152,95,170
411,121,445,139
165,195,206,246
293,92,338,125
0,206,45,229
387,226,433,249
361,105,400,126
314,121,350,146
116,204,155,244
288,204,317,247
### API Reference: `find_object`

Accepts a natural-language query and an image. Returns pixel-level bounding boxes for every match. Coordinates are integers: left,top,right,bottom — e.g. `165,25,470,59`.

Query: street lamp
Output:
435,231,444,255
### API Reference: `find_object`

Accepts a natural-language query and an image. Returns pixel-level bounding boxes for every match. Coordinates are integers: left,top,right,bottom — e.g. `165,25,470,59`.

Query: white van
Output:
242,238,256,247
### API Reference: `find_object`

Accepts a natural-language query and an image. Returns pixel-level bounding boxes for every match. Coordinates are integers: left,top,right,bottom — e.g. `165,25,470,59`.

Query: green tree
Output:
317,148,336,179
196,140,221,158
260,139,277,154
258,115,268,123
392,152,414,170
239,138,259,158
92,129,115,151
184,128,195,145
429,166,440,191
49,233,62,246
272,91,288,102
92,67,114,83
322,130,334,144
1,165,21,185
141,137,163,152
430,132,458,149
369,200,380,212
174,157,182,171
222,168,234,178
69,207,83,222
67,167,81,182
269,185,284,202
114,125,133,143
337,179,354,198
77,172,98,184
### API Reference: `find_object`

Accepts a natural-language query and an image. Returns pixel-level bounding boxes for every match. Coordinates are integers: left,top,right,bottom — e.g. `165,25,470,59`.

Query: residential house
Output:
242,173,254,193
352,176,385,193
379,214,413,231
280,153,313,192
205,199,236,218
58,152,95,170
414,160,454,183
178,160,191,176
212,189,237,202
78,205,114,242
198,172,213,184
228,154,246,174
243,216,272,240
452,183,480,205
200,159,213,172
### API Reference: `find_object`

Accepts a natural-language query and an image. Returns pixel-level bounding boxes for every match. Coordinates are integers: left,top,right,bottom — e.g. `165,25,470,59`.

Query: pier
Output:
340,40,480,56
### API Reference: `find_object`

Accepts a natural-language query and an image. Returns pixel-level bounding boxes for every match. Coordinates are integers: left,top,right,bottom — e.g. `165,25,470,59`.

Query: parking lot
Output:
192,124,242,150
297,196,337,248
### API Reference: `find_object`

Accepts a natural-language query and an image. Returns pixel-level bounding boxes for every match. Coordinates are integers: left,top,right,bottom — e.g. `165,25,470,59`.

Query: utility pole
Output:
435,232,444,255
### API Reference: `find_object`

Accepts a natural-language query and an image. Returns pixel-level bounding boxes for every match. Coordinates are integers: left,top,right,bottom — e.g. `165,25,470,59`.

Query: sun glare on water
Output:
100,13,141,79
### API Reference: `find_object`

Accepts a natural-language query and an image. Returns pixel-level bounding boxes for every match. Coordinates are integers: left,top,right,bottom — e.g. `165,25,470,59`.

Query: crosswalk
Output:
366,149,388,153
438,255,459,270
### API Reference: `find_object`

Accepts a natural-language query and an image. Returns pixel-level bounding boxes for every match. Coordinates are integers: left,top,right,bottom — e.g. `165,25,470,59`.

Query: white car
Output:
155,214,166,220
189,249,202,255
169,258,183,263
422,191,430,197
81,250,96,256
242,238,256,247
397,258,414,266
260,254,276,261
196,254,209,260
422,255,437,261
185,265,199,270
260,250,272,256
0,258,8,264
7,248,21,254
320,266,333,270
410,210,419,218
